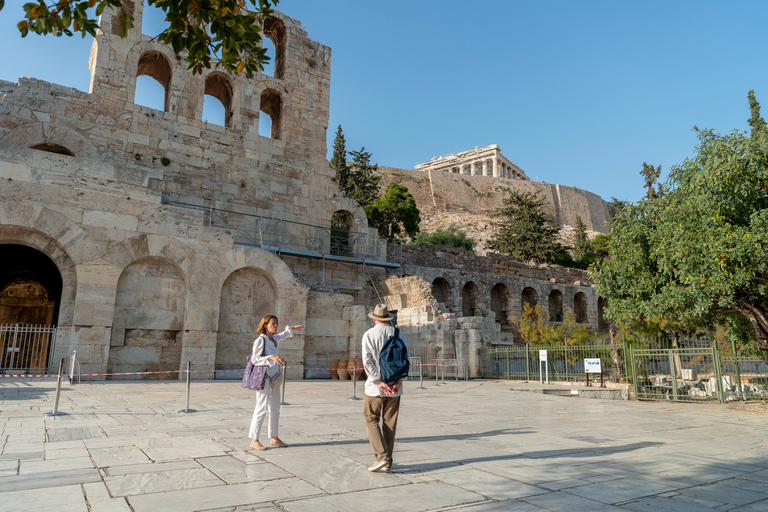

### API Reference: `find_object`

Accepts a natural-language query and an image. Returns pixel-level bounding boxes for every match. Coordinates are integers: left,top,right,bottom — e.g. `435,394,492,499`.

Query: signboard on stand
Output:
539,350,548,384
584,358,602,373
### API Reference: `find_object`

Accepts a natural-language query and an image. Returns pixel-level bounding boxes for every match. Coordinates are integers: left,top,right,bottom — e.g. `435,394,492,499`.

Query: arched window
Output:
548,289,563,322
432,278,451,310
263,17,287,79
491,283,511,330
574,292,588,323
29,143,74,157
462,282,479,317
136,51,172,111
259,89,282,140
521,287,538,311
203,72,233,127
330,211,353,256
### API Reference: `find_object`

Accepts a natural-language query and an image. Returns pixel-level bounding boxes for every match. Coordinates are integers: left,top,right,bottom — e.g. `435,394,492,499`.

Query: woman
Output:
248,315,304,450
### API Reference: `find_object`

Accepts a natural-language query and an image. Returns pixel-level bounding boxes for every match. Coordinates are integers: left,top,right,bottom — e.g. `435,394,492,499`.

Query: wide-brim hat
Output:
368,304,394,321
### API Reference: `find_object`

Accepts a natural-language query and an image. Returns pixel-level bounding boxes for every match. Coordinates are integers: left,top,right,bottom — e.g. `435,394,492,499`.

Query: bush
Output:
410,224,476,251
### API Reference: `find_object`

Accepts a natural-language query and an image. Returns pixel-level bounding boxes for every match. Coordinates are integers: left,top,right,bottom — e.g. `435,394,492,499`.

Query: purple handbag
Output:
242,341,268,390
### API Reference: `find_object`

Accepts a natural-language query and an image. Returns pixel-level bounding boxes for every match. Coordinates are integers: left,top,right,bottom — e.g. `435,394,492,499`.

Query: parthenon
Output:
415,144,529,180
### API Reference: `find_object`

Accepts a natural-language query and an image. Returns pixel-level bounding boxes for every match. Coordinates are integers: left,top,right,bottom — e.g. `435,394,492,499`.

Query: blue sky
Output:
1,1,767,203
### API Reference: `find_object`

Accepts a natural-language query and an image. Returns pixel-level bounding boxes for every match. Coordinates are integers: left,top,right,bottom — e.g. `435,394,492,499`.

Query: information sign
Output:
584,358,602,374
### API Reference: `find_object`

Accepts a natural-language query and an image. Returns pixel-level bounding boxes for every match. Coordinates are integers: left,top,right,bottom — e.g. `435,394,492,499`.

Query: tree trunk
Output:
609,328,623,380
736,300,768,351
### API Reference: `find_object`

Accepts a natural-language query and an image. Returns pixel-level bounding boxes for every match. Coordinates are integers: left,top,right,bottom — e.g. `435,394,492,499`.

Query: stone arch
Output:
260,88,283,140
216,267,277,373
109,256,187,380
491,282,512,330
597,296,610,332
431,277,452,311
0,201,88,329
29,143,74,157
263,16,288,80
574,292,588,323
521,287,538,312
548,289,564,322
136,49,174,111
0,244,65,373
461,281,480,317
204,71,235,127
0,122,99,159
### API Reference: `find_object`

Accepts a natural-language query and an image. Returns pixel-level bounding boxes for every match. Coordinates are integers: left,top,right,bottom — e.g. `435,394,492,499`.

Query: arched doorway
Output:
548,290,563,322
216,268,277,377
521,287,538,312
574,292,588,323
431,277,451,311
0,244,62,373
491,283,512,330
462,282,479,317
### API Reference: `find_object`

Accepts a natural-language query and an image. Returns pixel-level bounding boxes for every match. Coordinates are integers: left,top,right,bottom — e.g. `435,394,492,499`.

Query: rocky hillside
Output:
374,166,613,255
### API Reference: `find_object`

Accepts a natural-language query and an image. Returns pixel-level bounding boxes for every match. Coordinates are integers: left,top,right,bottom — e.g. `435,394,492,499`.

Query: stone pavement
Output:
1,378,768,512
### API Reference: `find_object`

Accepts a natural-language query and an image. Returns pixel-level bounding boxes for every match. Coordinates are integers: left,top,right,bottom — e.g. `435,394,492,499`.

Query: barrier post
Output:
348,360,361,401
418,360,424,389
280,362,288,405
45,358,65,417
441,363,445,384
178,361,196,413
435,363,440,386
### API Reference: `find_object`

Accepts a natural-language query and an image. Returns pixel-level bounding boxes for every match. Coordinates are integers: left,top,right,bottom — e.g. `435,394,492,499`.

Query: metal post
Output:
441,362,445,384
435,362,440,386
418,359,424,389
712,340,725,404
506,348,510,380
731,336,744,400
526,344,531,381
178,361,196,413
668,349,678,401
69,350,76,385
280,362,288,405
348,360,361,401
45,358,65,417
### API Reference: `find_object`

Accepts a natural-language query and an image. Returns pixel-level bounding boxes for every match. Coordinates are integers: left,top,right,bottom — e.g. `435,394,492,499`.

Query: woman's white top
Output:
251,327,293,378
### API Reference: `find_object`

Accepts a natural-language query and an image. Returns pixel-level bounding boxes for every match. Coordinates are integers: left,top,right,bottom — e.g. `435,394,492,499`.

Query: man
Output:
362,303,408,473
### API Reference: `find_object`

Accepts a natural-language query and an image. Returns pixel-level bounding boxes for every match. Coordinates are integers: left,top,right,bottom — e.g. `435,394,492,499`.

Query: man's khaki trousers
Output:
363,394,401,464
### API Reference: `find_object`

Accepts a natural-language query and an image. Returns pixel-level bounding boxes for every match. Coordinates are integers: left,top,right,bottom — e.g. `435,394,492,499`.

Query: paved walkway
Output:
1,377,767,511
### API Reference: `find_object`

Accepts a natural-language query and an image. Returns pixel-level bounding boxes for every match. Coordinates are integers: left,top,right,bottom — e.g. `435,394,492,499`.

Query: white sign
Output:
584,358,602,374
539,350,548,362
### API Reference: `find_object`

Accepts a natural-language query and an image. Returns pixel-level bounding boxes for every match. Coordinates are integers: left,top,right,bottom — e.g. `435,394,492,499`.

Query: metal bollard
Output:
349,360,361,400
45,358,65,417
441,363,445,384
435,363,440,386
280,362,288,405
418,361,425,390
178,361,196,413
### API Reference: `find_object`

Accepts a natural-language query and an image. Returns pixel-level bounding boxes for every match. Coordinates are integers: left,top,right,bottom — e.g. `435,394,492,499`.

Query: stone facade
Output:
0,3,611,380
415,144,528,180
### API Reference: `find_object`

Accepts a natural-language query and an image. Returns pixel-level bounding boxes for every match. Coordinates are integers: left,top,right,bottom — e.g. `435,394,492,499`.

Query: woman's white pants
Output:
248,376,281,440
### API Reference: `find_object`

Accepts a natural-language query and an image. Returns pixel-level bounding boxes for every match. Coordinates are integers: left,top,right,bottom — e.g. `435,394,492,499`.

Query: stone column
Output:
493,157,500,177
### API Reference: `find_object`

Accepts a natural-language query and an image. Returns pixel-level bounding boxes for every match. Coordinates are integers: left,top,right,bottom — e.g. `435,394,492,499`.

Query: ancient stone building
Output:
415,144,528,180
0,3,610,379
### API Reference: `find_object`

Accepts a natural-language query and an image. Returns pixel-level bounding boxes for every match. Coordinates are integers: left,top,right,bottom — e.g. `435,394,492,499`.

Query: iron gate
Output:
0,323,57,374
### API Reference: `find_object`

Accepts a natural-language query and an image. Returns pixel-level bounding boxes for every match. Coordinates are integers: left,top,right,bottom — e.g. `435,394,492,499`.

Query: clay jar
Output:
348,358,365,381
330,359,340,380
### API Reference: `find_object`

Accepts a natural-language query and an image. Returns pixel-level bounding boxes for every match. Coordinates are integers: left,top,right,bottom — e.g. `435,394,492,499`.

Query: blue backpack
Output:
379,328,410,384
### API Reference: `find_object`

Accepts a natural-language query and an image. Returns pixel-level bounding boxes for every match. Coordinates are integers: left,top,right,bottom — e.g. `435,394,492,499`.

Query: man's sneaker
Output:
368,460,390,472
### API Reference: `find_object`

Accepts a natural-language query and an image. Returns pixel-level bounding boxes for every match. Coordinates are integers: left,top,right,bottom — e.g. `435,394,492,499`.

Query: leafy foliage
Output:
5,0,278,75
591,91,768,350
364,182,421,239
640,162,663,199
345,147,381,208
573,216,589,260
512,304,593,345
410,224,475,251
486,188,564,264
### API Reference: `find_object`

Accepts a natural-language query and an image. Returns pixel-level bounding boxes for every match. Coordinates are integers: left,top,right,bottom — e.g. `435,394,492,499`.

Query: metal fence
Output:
1,323,57,374
482,342,628,384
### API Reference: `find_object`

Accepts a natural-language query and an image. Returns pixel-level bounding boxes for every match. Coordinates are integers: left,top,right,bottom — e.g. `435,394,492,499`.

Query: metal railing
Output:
1,323,57,374
481,342,628,384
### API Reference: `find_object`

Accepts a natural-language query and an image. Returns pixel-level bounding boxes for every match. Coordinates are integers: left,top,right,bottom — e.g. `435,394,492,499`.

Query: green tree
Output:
573,216,589,260
4,0,278,75
411,224,475,251
486,188,564,264
345,147,381,208
364,182,420,239
589,233,611,259
329,125,350,191
640,162,663,199
592,91,768,350
512,304,593,345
